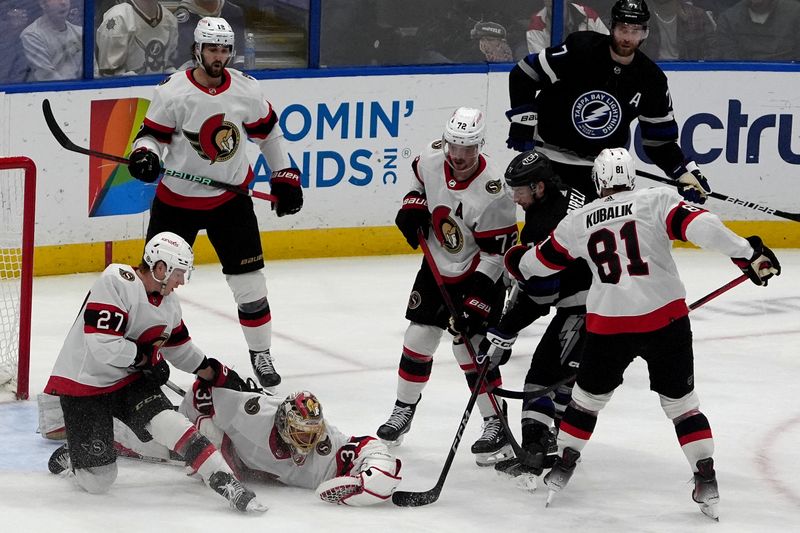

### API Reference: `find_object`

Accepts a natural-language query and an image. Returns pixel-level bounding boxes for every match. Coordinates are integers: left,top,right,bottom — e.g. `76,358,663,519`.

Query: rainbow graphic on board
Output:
88,98,156,217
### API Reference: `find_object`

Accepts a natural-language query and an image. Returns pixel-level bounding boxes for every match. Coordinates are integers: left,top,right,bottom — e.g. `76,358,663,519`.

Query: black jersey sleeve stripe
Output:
164,320,191,347
537,236,573,270
136,119,174,144
666,202,707,241
244,107,278,139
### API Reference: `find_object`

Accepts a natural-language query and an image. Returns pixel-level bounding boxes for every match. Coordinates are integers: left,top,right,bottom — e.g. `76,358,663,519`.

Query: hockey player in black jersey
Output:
480,151,591,484
506,0,711,204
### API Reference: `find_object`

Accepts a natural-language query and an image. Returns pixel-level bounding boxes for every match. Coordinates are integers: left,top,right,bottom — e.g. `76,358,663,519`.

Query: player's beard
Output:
611,34,638,58
202,59,225,79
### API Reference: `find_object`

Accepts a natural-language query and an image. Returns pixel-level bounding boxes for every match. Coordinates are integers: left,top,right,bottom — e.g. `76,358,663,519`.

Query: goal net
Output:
0,157,36,400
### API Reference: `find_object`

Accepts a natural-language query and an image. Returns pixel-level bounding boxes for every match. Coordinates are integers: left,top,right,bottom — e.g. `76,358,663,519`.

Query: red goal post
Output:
0,156,36,400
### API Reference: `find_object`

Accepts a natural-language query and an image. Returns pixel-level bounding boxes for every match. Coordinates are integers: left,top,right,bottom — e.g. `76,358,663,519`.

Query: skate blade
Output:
474,444,514,467
379,434,405,448
261,385,278,396
699,502,719,521
246,499,269,513
545,489,557,507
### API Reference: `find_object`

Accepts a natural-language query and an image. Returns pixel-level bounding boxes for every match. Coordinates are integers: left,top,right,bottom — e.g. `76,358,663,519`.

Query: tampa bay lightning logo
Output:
571,91,622,139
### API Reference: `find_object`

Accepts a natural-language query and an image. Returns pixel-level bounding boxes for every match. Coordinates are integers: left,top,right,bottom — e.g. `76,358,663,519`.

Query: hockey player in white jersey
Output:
179,384,402,506
127,17,303,391
95,0,179,76
376,107,519,466
44,232,267,512
504,148,781,519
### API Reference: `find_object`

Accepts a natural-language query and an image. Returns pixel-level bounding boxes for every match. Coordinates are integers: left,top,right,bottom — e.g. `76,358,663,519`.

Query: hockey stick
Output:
165,380,187,397
41,99,277,203
492,273,749,400
635,169,800,223
415,234,542,464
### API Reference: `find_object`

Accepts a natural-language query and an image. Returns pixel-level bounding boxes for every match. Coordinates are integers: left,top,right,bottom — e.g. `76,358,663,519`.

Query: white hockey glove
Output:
316,441,402,506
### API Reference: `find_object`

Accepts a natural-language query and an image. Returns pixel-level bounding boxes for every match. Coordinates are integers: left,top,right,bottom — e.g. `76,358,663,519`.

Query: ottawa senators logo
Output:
183,114,240,163
316,435,332,456
485,179,502,194
244,396,261,415
431,205,464,254
118,268,135,281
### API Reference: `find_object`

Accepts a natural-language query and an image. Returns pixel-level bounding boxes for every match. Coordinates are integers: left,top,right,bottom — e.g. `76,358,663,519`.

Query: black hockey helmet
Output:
504,150,557,188
611,0,650,26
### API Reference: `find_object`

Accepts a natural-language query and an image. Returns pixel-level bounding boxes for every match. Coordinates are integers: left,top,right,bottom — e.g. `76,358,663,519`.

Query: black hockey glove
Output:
505,104,538,152
732,236,781,286
192,358,247,415
675,168,711,204
128,148,162,183
453,272,495,336
395,191,430,249
270,168,303,217
133,344,170,386
478,327,517,370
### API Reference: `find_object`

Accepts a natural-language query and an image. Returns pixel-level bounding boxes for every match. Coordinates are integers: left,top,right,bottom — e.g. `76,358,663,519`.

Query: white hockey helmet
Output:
276,391,326,465
193,17,235,65
443,107,486,148
592,147,636,194
143,232,194,281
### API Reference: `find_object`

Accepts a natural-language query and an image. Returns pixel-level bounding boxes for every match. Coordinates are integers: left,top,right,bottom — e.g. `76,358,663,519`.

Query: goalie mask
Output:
442,107,485,174
143,232,194,282
592,148,636,194
276,391,326,465
193,16,235,69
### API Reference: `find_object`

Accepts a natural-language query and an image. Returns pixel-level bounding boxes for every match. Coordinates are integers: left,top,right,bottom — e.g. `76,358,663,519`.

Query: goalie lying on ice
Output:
177,384,402,506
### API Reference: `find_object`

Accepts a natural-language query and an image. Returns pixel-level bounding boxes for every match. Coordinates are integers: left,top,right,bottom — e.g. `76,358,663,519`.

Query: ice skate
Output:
495,457,540,492
377,396,420,446
543,447,580,507
692,458,720,521
48,444,72,476
250,349,280,391
208,471,268,513
517,422,558,475
471,401,513,467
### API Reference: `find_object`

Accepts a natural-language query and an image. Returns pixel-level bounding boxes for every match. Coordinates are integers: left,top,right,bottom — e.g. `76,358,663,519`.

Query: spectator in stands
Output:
67,0,82,26
713,0,800,61
95,0,179,77
20,0,82,81
526,1,609,54
640,0,716,60
0,0,32,83
175,0,246,68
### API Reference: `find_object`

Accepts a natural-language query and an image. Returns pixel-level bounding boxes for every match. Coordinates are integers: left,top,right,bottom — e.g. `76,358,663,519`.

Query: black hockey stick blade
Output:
636,169,800,223
42,98,131,164
392,486,443,507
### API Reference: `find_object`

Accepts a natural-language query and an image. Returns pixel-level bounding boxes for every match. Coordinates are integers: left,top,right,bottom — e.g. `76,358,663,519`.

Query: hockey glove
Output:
478,327,517,370
454,272,495,336
504,243,531,282
505,104,538,152
395,191,430,249
732,236,781,286
133,344,170,386
128,148,162,183
270,168,303,217
675,168,711,204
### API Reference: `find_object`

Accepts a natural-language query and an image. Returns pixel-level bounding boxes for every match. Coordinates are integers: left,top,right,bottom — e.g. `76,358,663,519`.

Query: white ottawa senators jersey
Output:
132,68,291,210
95,2,179,76
179,389,373,489
410,140,518,282
518,187,753,334
45,264,205,396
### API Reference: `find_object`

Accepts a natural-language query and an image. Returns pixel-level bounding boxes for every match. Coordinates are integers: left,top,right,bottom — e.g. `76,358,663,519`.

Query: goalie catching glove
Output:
732,236,781,286
270,168,303,217
128,148,162,183
315,439,402,506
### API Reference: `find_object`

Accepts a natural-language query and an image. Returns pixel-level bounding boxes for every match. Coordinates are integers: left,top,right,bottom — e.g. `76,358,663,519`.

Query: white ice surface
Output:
2,249,799,532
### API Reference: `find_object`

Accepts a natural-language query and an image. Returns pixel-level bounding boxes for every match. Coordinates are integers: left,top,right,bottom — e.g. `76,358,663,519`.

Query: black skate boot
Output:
208,471,268,513
249,349,280,391
48,444,71,475
543,447,581,506
471,400,513,467
377,396,420,446
692,458,720,521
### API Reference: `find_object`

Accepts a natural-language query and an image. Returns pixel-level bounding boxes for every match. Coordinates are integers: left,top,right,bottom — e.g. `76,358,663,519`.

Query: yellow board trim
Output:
27,221,800,276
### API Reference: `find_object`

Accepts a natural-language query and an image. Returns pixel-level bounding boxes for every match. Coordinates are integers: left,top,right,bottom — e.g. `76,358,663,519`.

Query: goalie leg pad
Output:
37,393,66,440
